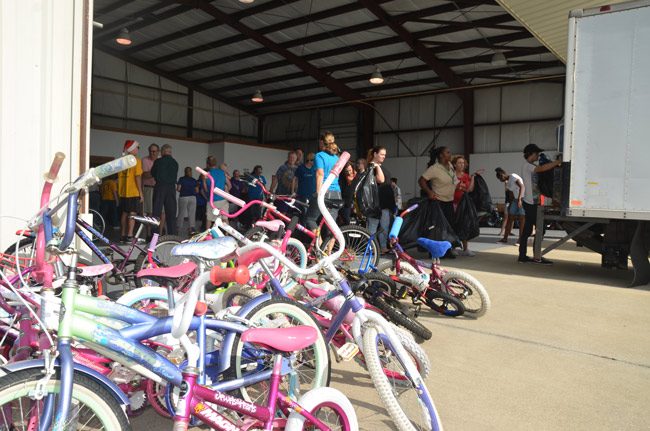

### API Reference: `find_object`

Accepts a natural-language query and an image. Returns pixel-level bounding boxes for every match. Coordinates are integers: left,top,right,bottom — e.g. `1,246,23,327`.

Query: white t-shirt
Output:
507,173,524,198
520,161,536,205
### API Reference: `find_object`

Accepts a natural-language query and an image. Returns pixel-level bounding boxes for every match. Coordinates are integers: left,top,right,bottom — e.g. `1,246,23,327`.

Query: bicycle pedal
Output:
336,342,359,361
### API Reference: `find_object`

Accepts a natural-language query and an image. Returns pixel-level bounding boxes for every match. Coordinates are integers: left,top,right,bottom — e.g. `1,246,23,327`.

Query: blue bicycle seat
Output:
417,238,451,258
172,237,238,261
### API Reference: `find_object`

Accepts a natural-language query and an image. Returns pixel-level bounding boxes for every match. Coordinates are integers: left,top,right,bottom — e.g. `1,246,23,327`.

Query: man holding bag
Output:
364,146,393,253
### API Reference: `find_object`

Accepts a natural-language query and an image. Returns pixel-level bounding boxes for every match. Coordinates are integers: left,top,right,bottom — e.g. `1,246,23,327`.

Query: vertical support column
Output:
257,115,264,144
359,104,375,159
461,90,474,159
186,89,194,138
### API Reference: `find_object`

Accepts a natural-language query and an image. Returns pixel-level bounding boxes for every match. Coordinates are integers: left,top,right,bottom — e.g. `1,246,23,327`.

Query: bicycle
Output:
0,154,345,430
377,204,490,318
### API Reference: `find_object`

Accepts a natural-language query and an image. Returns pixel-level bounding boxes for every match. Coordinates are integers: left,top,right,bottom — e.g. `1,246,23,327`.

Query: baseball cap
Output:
123,139,139,154
523,143,543,157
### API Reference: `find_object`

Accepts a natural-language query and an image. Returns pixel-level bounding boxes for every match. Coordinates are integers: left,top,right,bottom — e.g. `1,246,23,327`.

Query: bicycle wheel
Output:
376,260,420,296
285,387,358,431
89,209,106,239
219,284,262,309
3,238,35,260
425,289,465,317
363,325,441,431
332,225,380,272
443,270,491,318
0,368,129,430
134,235,184,288
224,297,331,404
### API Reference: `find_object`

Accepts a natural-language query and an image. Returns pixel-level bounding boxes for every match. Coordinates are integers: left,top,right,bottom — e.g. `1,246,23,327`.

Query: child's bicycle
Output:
377,204,490,318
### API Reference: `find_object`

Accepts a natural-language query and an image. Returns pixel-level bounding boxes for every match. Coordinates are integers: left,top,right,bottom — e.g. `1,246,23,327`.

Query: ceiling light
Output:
115,28,132,46
251,89,263,103
239,0,255,3
369,67,384,85
491,51,507,67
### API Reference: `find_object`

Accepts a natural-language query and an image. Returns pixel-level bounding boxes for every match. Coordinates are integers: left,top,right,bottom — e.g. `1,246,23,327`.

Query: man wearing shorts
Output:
118,140,143,242
495,167,525,244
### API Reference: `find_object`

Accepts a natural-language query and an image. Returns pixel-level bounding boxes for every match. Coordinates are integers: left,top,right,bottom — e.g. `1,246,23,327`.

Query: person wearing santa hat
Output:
117,139,144,242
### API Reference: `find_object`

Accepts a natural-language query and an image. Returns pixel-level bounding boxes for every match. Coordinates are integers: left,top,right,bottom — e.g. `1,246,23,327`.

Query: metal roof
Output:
93,0,564,114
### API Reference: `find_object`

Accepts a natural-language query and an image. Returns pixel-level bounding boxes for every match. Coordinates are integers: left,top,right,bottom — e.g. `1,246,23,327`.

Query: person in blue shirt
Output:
293,153,316,203
196,173,208,231
246,165,267,224
305,133,342,242
176,167,198,235
204,156,230,227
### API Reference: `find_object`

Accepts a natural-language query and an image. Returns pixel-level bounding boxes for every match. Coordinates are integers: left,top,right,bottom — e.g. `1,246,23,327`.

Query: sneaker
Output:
518,256,533,263
122,236,134,244
497,238,508,244
458,249,476,257
532,257,553,265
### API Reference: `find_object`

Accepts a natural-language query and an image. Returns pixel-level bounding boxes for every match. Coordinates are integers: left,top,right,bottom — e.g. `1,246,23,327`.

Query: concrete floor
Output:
131,232,650,430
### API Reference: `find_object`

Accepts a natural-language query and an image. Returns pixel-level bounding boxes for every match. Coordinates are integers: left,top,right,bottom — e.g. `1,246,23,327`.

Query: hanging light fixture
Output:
115,28,132,46
251,89,264,103
490,51,507,67
239,0,255,3
369,67,384,85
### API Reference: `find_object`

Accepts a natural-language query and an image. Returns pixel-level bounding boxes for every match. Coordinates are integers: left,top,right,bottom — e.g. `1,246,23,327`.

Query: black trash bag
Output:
537,153,554,198
354,169,380,219
398,198,461,248
454,194,480,241
469,174,492,213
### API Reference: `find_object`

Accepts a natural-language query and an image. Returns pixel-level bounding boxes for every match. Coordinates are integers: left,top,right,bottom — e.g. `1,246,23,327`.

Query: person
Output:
365,146,393,253
117,140,144,242
495,167,525,244
176,167,198,236
338,162,356,225
294,153,316,204
141,144,159,217
518,143,561,264
318,134,327,152
418,146,457,258
355,158,367,176
196,173,208,232
295,148,304,166
306,133,342,248
99,174,119,229
246,165,266,224
452,155,483,256
151,144,179,235
270,151,298,195
391,177,402,213
204,156,231,227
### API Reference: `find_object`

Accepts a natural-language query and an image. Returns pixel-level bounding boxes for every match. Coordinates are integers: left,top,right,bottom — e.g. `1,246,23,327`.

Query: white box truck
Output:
553,0,650,285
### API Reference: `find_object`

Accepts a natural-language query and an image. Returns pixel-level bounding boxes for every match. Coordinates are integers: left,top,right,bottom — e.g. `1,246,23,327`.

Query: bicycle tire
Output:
245,225,279,241
391,325,431,379
89,209,106,239
3,237,35,259
363,324,441,431
443,270,490,318
224,297,331,404
372,296,432,341
333,225,380,272
425,289,465,317
218,284,262,310
376,260,420,297
133,234,184,288
285,386,358,431
0,367,129,430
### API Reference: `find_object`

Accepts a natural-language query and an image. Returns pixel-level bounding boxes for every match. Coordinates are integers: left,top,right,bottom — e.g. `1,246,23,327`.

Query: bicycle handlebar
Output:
390,203,419,240
69,155,136,193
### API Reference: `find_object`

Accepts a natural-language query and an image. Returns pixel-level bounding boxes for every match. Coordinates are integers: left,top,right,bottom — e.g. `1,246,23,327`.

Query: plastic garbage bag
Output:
398,198,460,247
537,153,554,198
354,169,380,219
454,194,480,241
469,174,492,213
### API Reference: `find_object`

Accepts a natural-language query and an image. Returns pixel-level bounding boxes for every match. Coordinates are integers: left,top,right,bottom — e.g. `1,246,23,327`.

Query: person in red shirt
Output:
452,155,483,256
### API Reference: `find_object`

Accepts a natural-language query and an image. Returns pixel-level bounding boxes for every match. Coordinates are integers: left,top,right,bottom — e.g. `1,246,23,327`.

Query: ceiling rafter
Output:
195,1,363,103
123,0,300,55
96,4,193,44
231,47,550,101
95,45,257,115
191,14,519,86
94,1,179,41
255,61,562,109
95,0,134,16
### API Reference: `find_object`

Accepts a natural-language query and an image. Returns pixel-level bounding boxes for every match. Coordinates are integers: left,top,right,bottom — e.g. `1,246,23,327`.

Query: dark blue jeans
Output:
519,201,536,258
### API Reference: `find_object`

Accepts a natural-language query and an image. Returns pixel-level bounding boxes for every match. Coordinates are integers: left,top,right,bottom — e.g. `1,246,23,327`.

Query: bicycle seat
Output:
241,326,318,353
255,219,284,232
171,237,238,261
78,263,113,277
137,261,197,285
129,215,160,227
417,238,451,258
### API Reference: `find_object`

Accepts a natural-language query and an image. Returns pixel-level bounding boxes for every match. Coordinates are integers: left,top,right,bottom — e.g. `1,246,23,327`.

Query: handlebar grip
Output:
407,203,419,212
210,265,250,285
45,153,66,181
330,151,350,176
195,166,209,176
213,187,246,208
389,217,403,239
287,216,300,233
95,155,136,180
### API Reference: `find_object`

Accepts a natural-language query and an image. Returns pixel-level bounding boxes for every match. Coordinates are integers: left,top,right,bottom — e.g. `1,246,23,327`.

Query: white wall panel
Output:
475,87,501,123
474,125,501,153
222,143,289,177
93,50,125,80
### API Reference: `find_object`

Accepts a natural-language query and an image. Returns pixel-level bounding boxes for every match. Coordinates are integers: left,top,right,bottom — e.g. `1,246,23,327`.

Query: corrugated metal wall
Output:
92,50,257,141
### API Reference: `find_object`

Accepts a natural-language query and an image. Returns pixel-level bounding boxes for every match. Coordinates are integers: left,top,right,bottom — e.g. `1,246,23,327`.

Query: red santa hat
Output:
123,139,139,154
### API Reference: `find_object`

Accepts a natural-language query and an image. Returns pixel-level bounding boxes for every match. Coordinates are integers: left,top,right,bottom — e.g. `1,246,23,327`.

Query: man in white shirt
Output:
495,167,525,244
517,144,561,264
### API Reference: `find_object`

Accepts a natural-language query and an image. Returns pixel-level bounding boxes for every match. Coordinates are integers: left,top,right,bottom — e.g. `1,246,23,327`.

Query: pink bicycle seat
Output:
137,261,197,280
255,219,284,232
78,263,114,277
241,326,318,352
